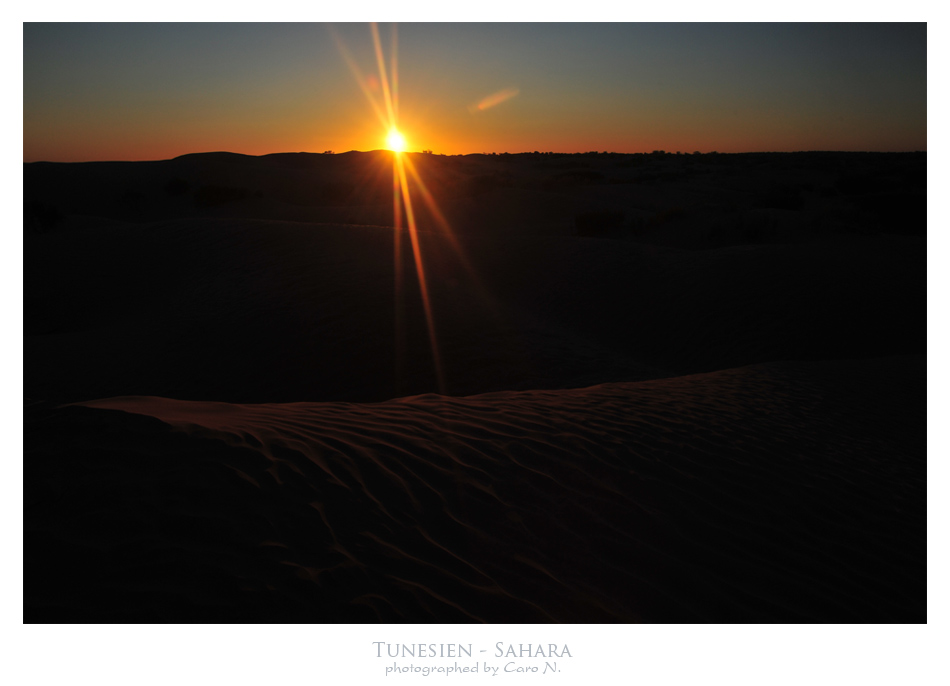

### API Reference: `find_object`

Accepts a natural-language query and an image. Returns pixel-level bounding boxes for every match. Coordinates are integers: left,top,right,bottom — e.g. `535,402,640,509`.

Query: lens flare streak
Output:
329,27,390,131
396,154,445,391
400,155,495,309
470,87,520,113
371,23,397,131
335,22,457,393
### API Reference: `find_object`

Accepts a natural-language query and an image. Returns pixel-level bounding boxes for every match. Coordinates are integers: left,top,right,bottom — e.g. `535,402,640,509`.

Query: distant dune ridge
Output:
24,150,925,241
23,151,926,622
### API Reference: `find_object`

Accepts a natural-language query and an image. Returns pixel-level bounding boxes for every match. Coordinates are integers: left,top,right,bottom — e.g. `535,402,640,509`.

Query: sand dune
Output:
24,151,926,239
23,152,926,623
24,217,923,405
24,356,924,622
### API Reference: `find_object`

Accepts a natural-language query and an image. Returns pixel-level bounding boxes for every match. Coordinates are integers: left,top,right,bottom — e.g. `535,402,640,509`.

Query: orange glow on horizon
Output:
22,25,927,163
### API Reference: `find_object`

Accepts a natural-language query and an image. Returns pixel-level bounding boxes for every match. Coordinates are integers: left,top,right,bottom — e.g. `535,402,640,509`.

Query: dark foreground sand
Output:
24,153,926,622
26,356,924,622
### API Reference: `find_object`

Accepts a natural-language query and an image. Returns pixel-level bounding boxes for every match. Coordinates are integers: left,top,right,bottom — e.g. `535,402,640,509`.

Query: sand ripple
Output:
24,357,924,622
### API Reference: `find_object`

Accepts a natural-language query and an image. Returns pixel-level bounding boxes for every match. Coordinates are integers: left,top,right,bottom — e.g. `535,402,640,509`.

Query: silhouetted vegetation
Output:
317,181,354,205
24,200,62,233
649,207,686,227
575,210,624,237
836,172,887,196
706,212,773,247
755,186,804,211
542,170,604,191
163,177,191,196
864,192,927,236
615,157,646,169
119,189,149,212
194,185,250,208
21,150,925,243
468,173,511,196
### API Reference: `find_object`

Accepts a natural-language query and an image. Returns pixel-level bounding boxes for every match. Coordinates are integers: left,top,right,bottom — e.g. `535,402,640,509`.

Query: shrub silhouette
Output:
318,181,354,205
648,207,685,226
836,172,886,196
468,173,511,196
119,189,149,212
574,210,624,237
163,177,191,196
755,186,804,211
542,170,604,191
24,201,62,233
865,192,926,236
193,185,250,208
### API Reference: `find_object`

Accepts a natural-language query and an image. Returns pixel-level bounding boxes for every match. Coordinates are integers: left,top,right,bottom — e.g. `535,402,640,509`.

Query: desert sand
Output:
24,150,926,622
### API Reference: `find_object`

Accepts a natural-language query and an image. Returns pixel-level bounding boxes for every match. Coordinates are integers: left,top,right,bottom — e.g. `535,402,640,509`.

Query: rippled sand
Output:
25,356,924,622
24,199,925,622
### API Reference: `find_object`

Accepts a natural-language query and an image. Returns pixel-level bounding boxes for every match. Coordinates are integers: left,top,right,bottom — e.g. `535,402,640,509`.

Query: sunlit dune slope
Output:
25,356,924,622
24,218,923,404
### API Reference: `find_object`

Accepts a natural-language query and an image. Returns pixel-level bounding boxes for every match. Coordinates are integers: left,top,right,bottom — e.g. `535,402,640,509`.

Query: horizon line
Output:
23,148,928,164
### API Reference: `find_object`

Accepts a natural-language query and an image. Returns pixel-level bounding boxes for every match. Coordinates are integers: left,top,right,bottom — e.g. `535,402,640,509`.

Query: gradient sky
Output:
23,22,926,162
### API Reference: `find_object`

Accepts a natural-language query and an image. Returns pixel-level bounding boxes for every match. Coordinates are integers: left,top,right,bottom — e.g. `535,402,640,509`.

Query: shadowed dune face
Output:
24,218,924,406
25,357,924,622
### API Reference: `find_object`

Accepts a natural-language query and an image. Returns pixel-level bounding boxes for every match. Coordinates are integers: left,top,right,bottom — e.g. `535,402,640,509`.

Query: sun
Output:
386,128,407,153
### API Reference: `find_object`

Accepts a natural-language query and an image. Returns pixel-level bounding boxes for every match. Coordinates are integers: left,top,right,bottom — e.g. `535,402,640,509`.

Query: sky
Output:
22,22,927,162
